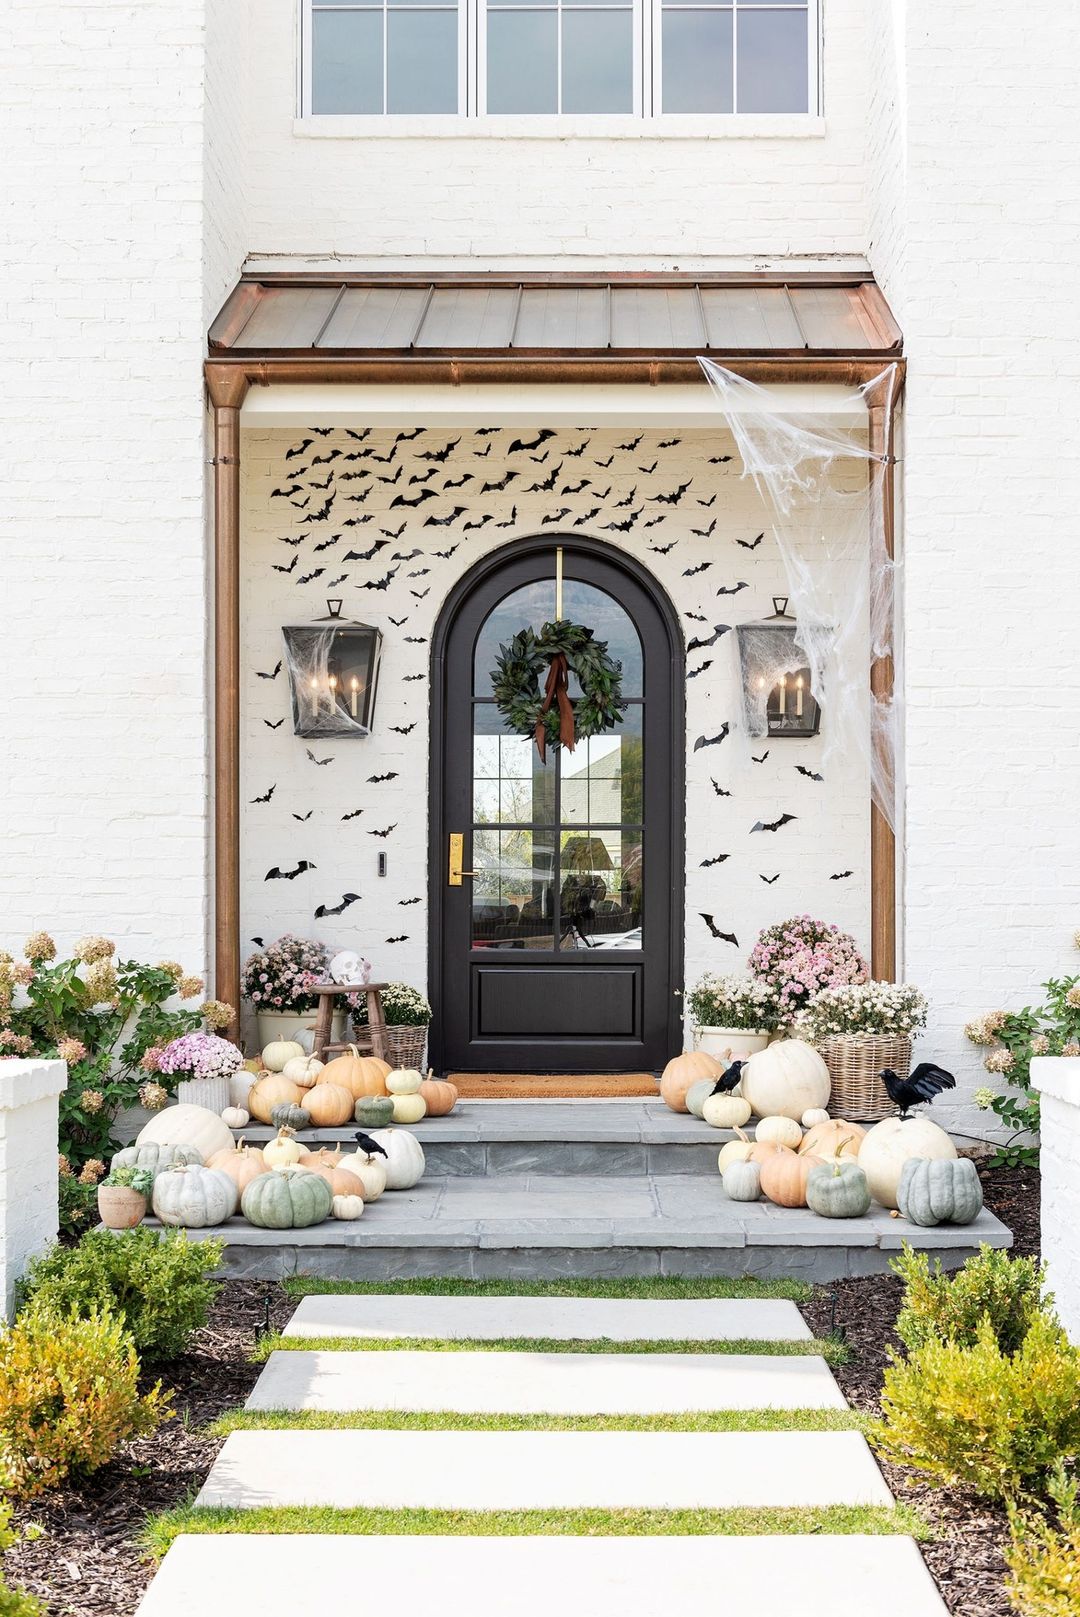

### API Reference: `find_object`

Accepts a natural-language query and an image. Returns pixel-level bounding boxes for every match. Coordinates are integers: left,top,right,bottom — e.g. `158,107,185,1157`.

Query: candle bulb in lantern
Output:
350,677,359,719
796,674,804,718
778,673,787,717
308,677,320,721
328,674,338,714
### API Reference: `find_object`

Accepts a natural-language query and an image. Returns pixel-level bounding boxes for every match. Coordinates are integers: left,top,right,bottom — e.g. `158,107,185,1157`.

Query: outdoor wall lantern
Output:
735,597,822,741
282,600,383,739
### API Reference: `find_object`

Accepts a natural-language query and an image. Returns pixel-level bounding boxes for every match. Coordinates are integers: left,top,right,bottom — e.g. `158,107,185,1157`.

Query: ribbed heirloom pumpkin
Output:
805,1154,871,1218
242,1167,332,1229
136,1103,233,1163
858,1114,957,1209
318,1046,392,1101
270,1101,311,1132
304,1082,355,1127
897,1156,983,1227
111,1142,203,1179
152,1164,237,1226
758,1144,821,1208
354,1095,395,1128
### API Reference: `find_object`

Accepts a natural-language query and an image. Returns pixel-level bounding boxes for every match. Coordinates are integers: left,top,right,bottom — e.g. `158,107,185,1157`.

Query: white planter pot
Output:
255,1008,347,1052
176,1075,231,1114
693,1027,771,1061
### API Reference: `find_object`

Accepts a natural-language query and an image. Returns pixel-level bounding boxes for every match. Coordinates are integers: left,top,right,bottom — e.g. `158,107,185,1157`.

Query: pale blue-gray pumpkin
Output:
685,1077,716,1119
721,1159,762,1202
897,1156,983,1227
111,1142,203,1179
354,1095,395,1128
805,1157,871,1219
270,1101,311,1131
241,1166,332,1229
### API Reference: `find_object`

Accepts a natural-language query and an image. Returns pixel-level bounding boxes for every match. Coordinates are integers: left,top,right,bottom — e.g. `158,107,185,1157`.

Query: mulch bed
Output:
5,1164,1037,1617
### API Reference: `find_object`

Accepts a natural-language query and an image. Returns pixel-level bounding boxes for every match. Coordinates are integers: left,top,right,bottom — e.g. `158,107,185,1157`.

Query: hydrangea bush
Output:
796,981,928,1041
748,915,869,1023
685,973,778,1032
242,935,330,1013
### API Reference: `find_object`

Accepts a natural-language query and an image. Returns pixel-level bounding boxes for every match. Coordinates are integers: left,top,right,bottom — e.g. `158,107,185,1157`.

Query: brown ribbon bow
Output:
535,652,576,762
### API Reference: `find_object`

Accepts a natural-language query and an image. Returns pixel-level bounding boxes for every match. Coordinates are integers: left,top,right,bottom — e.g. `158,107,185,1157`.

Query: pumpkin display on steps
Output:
805,1153,872,1218
367,1128,425,1190
721,1159,762,1202
111,1142,203,1179
206,1140,268,1196
354,1095,395,1128
897,1156,983,1226
136,1103,233,1164
248,1075,305,1125
391,1092,427,1124
241,1167,333,1229
152,1163,238,1227
418,1077,458,1116
261,1040,306,1073
740,1040,831,1122
660,1051,724,1113
858,1113,958,1209
270,1101,311,1132
336,1146,388,1202
799,1118,866,1161
303,1082,355,1128
317,1046,392,1100
264,1126,303,1169
758,1144,821,1208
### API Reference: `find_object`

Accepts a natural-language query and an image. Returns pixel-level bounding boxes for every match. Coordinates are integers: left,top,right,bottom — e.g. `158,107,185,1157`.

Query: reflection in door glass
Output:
559,707,643,825
473,704,556,824
471,827,556,949
559,828,642,951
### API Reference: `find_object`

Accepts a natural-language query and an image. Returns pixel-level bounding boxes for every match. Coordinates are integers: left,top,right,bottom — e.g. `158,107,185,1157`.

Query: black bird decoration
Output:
708,1064,744,1096
694,724,730,750
700,915,738,946
265,860,316,881
751,813,797,832
880,1064,956,1119
353,1130,389,1160
315,892,361,919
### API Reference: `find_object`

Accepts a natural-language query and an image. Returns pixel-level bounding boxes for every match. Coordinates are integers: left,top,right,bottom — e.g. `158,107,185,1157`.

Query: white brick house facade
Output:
3,1,1079,1131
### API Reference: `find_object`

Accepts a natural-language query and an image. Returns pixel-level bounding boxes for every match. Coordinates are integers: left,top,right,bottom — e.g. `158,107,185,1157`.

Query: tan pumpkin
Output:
759,1144,822,1208
206,1140,267,1196
318,1045,392,1100
299,1150,366,1199
418,1077,458,1116
799,1118,867,1161
248,1074,305,1125
660,1051,723,1113
304,1082,355,1127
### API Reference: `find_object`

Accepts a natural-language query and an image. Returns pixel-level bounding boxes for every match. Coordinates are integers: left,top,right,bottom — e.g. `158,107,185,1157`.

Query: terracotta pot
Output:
97,1185,147,1230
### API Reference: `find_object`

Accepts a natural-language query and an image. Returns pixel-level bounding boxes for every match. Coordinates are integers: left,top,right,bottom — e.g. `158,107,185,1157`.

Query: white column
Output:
1031,1057,1080,1344
0,1060,67,1319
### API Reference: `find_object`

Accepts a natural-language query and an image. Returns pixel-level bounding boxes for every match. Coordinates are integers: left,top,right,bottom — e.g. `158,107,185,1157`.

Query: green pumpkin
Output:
111,1142,203,1179
241,1167,332,1229
897,1156,983,1227
806,1158,872,1219
354,1095,395,1128
270,1102,311,1131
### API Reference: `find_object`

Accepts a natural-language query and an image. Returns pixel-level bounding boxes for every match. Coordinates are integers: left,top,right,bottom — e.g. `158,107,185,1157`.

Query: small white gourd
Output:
221,1106,250,1129
801,1107,831,1128
332,1193,365,1221
152,1164,237,1227
261,1039,306,1073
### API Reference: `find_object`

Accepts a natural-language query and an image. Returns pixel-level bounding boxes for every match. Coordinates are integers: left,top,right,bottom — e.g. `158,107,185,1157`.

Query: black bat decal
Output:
638,461,658,475
424,507,467,527
395,427,424,442
751,751,770,764
250,785,276,803
263,718,285,729
736,532,764,550
594,454,614,468
648,541,676,554
700,854,730,867
256,660,282,680
410,589,430,601
385,935,409,943
381,522,407,539
370,445,397,465
482,472,518,493
617,435,643,451
708,454,733,465
685,612,705,622
650,481,692,506
313,533,341,552
250,937,264,947
310,449,342,466
473,443,492,458
716,582,749,597
399,896,422,906
495,506,518,527
527,466,562,493
392,549,423,562
408,567,431,577
686,660,712,679
403,671,425,679
541,508,573,525
418,438,461,462
698,495,717,507
444,474,473,489
408,469,437,486
369,824,398,837
273,555,298,575
683,561,711,578
830,869,854,880
341,808,364,821
298,568,325,584
476,427,500,435
285,440,313,460
434,544,460,559
603,513,639,533
327,574,347,587
272,484,303,499
508,430,555,453
686,625,731,653
751,813,797,833
760,873,780,884
403,635,427,644
367,771,399,783
390,722,417,735
265,860,316,880
305,748,334,766
309,473,333,490
377,466,403,485
357,567,399,591
796,766,824,782
615,488,637,508
567,439,591,457
293,810,313,821
691,520,717,539
344,540,389,562
464,515,495,532
573,508,601,527
301,494,337,524
388,616,409,627
289,495,310,510
561,480,590,495
700,915,738,945
658,438,681,448
314,892,361,918
643,518,666,530
711,780,732,797
277,535,304,547
343,517,375,528
693,724,730,750
311,428,332,436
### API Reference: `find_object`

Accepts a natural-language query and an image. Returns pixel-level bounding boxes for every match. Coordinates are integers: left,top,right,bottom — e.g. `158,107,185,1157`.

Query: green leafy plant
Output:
56,1172,99,1241
872,1315,1080,1501
965,935,1080,1168
686,973,779,1032
1007,1464,1080,1617
892,1244,1052,1357
0,1501,43,1617
19,1227,223,1361
0,1307,169,1498
101,1164,153,1194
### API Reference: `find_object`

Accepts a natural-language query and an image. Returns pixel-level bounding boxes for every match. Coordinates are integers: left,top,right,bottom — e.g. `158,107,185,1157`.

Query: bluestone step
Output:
138,1535,949,1617
196,1428,891,1510
247,1348,848,1413
283,1293,812,1342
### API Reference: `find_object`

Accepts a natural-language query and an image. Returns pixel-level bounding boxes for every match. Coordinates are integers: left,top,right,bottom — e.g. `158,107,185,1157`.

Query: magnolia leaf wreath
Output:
491,619,627,761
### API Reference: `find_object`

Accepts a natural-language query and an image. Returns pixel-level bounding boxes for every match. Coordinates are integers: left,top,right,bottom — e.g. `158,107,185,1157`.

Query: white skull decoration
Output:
329,949,372,987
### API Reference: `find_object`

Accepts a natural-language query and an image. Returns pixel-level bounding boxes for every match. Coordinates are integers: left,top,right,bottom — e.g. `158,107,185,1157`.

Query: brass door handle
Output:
448,833,477,886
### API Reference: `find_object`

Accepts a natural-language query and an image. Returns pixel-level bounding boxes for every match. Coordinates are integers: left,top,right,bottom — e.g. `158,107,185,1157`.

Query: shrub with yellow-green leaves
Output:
1007,1466,1080,1617
873,1315,1080,1501
0,1501,42,1617
892,1243,1051,1356
0,1307,170,1499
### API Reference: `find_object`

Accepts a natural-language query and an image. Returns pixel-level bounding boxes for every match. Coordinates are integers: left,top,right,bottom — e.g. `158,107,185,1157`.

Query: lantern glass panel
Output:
735,598,822,741
282,608,382,738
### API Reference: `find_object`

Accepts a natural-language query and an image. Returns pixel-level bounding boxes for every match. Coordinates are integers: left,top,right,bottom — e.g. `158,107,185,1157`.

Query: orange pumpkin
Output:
799,1119,867,1160
318,1045,392,1101
660,1051,723,1113
304,1083,355,1127
248,1075,305,1124
299,1154,366,1199
206,1139,267,1196
418,1078,458,1117
759,1144,823,1207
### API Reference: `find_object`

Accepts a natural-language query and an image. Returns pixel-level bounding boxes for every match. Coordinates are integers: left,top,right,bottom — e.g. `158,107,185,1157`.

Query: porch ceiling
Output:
208,272,902,366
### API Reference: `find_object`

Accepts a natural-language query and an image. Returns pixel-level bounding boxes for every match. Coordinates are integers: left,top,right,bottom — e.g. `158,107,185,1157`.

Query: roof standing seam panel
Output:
320,287,432,349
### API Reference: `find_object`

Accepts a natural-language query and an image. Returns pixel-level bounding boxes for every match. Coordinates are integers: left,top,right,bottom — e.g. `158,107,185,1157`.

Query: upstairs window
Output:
303,0,817,117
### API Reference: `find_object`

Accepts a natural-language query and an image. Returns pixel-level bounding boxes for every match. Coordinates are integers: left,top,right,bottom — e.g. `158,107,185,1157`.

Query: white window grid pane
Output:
651,0,815,114
478,0,642,115
303,0,466,114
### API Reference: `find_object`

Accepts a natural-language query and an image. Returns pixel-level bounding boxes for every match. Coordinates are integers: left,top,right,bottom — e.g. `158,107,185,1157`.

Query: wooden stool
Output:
310,981,390,1064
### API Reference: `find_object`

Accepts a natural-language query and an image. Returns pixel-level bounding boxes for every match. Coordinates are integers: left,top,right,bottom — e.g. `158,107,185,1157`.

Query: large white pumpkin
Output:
136,1103,233,1164
152,1164,238,1227
858,1115,958,1208
740,1040,830,1122
368,1128,426,1190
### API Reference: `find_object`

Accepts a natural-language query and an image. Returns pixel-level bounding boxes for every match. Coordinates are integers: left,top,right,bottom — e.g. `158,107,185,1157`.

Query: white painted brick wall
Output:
0,1061,67,1318
1032,1060,1080,1343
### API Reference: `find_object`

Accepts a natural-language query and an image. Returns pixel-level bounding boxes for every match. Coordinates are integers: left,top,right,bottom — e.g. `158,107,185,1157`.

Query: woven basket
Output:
351,1023,429,1070
819,1033,911,1122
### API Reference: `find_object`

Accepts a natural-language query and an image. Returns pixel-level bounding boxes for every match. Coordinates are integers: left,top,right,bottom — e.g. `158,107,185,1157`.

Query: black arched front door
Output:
430,538,684,1075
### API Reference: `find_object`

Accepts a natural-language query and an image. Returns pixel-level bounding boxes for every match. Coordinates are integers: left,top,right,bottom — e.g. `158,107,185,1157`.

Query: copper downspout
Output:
865,363,903,982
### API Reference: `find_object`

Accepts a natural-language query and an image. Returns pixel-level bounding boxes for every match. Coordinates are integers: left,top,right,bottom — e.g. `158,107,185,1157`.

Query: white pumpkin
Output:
228,1070,256,1110
754,1114,804,1150
701,1093,752,1130
332,1193,365,1221
741,1040,830,1122
801,1107,831,1128
282,1055,324,1089
264,1126,303,1169
717,1134,755,1174
368,1128,425,1190
859,1115,958,1209
391,1092,427,1125
336,1150,388,1202
221,1106,250,1129
262,1039,306,1073
152,1164,237,1227
136,1103,233,1164
386,1068,424,1095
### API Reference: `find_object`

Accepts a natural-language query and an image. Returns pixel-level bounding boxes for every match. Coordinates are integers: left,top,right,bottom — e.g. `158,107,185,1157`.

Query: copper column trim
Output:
865,364,902,983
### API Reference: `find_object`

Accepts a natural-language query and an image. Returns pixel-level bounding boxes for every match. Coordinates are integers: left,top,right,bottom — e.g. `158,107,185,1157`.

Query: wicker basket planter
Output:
352,1023,429,1070
819,1033,911,1121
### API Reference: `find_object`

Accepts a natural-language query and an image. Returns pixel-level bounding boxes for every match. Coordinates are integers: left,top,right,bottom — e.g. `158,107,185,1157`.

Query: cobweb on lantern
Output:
282,617,380,739
699,358,901,830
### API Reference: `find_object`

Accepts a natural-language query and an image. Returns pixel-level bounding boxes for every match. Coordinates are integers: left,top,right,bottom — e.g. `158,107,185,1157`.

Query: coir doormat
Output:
447,1073,659,1099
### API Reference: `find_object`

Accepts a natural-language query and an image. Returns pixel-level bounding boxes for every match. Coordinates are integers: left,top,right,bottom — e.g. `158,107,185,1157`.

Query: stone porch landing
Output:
169,1100,1011,1282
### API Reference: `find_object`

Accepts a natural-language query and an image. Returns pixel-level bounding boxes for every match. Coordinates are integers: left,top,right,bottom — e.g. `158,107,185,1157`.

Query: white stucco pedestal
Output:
1031,1057,1080,1343
0,1059,67,1318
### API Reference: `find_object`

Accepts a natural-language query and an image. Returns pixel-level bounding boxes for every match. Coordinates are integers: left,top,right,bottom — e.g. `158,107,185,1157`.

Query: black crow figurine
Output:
353,1130,389,1159
710,1060,744,1096
879,1063,956,1119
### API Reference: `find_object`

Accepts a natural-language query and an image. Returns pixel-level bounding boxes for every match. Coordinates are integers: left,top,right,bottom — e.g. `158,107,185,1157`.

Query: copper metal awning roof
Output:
209,272,901,365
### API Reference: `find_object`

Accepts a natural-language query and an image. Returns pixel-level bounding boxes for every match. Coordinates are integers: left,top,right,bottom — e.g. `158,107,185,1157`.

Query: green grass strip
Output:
283,1275,812,1302
145,1501,924,1558
256,1332,848,1366
211,1407,866,1436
